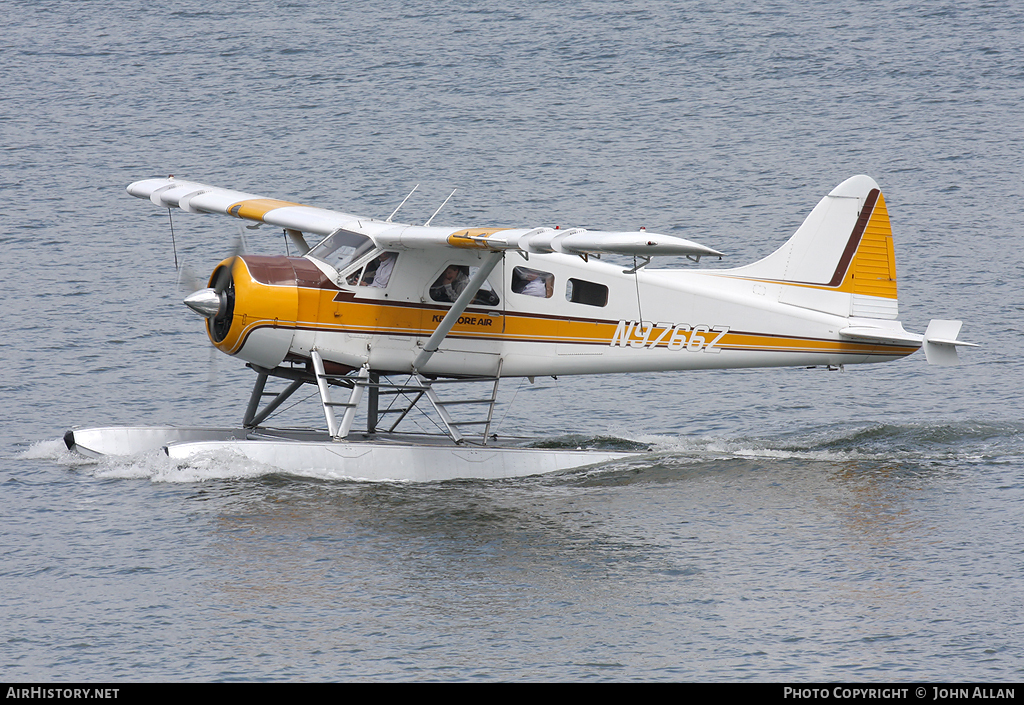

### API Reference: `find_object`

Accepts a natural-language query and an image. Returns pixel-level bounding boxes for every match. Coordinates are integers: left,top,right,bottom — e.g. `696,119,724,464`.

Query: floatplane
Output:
64,175,973,481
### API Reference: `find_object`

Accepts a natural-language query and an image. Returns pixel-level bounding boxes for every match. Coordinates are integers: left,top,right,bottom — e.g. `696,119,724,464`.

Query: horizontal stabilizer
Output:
923,320,977,366
839,325,922,346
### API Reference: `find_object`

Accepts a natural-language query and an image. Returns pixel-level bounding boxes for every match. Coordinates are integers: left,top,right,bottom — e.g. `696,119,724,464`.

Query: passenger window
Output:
511,266,554,298
347,251,399,288
429,264,500,306
566,278,608,307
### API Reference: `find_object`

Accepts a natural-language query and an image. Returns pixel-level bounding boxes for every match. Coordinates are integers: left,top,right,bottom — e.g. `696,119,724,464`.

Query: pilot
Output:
368,251,396,288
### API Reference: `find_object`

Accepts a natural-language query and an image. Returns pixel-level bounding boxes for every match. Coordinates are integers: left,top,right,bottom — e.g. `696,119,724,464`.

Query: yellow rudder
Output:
841,192,898,299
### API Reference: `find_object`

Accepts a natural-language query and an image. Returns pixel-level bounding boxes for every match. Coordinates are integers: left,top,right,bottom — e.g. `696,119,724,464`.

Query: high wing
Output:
128,178,358,236
127,177,724,259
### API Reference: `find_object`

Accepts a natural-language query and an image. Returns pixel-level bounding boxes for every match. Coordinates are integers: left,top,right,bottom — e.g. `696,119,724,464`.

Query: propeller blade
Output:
212,262,232,294
175,262,204,296
213,231,246,294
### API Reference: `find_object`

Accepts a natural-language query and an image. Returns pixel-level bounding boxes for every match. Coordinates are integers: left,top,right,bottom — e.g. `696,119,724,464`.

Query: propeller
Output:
182,231,245,344
175,261,205,298
166,220,247,387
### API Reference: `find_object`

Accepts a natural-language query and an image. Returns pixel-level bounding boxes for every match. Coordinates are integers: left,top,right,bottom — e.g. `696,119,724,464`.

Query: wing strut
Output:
413,251,503,372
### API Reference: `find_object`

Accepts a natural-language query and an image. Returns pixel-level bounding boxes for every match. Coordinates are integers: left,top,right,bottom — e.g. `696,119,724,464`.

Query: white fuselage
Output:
229,247,917,378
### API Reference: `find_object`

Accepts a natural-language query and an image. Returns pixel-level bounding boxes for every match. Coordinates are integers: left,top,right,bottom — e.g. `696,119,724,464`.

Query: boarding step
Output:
310,350,368,439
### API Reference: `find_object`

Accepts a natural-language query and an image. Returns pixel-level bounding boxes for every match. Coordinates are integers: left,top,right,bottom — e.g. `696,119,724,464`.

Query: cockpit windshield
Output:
306,229,376,273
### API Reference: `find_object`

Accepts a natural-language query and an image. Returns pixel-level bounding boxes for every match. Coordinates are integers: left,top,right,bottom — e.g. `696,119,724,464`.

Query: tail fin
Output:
726,175,899,319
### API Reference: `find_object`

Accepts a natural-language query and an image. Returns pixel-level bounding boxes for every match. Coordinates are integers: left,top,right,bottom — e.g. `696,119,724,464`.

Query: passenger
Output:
512,267,554,297
521,271,552,297
430,265,469,302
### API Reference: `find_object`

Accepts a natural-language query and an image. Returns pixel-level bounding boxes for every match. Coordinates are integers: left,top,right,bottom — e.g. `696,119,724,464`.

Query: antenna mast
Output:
424,189,457,226
386,184,419,223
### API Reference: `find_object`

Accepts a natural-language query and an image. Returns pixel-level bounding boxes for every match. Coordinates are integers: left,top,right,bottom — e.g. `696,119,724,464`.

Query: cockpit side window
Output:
429,264,500,306
347,251,399,288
